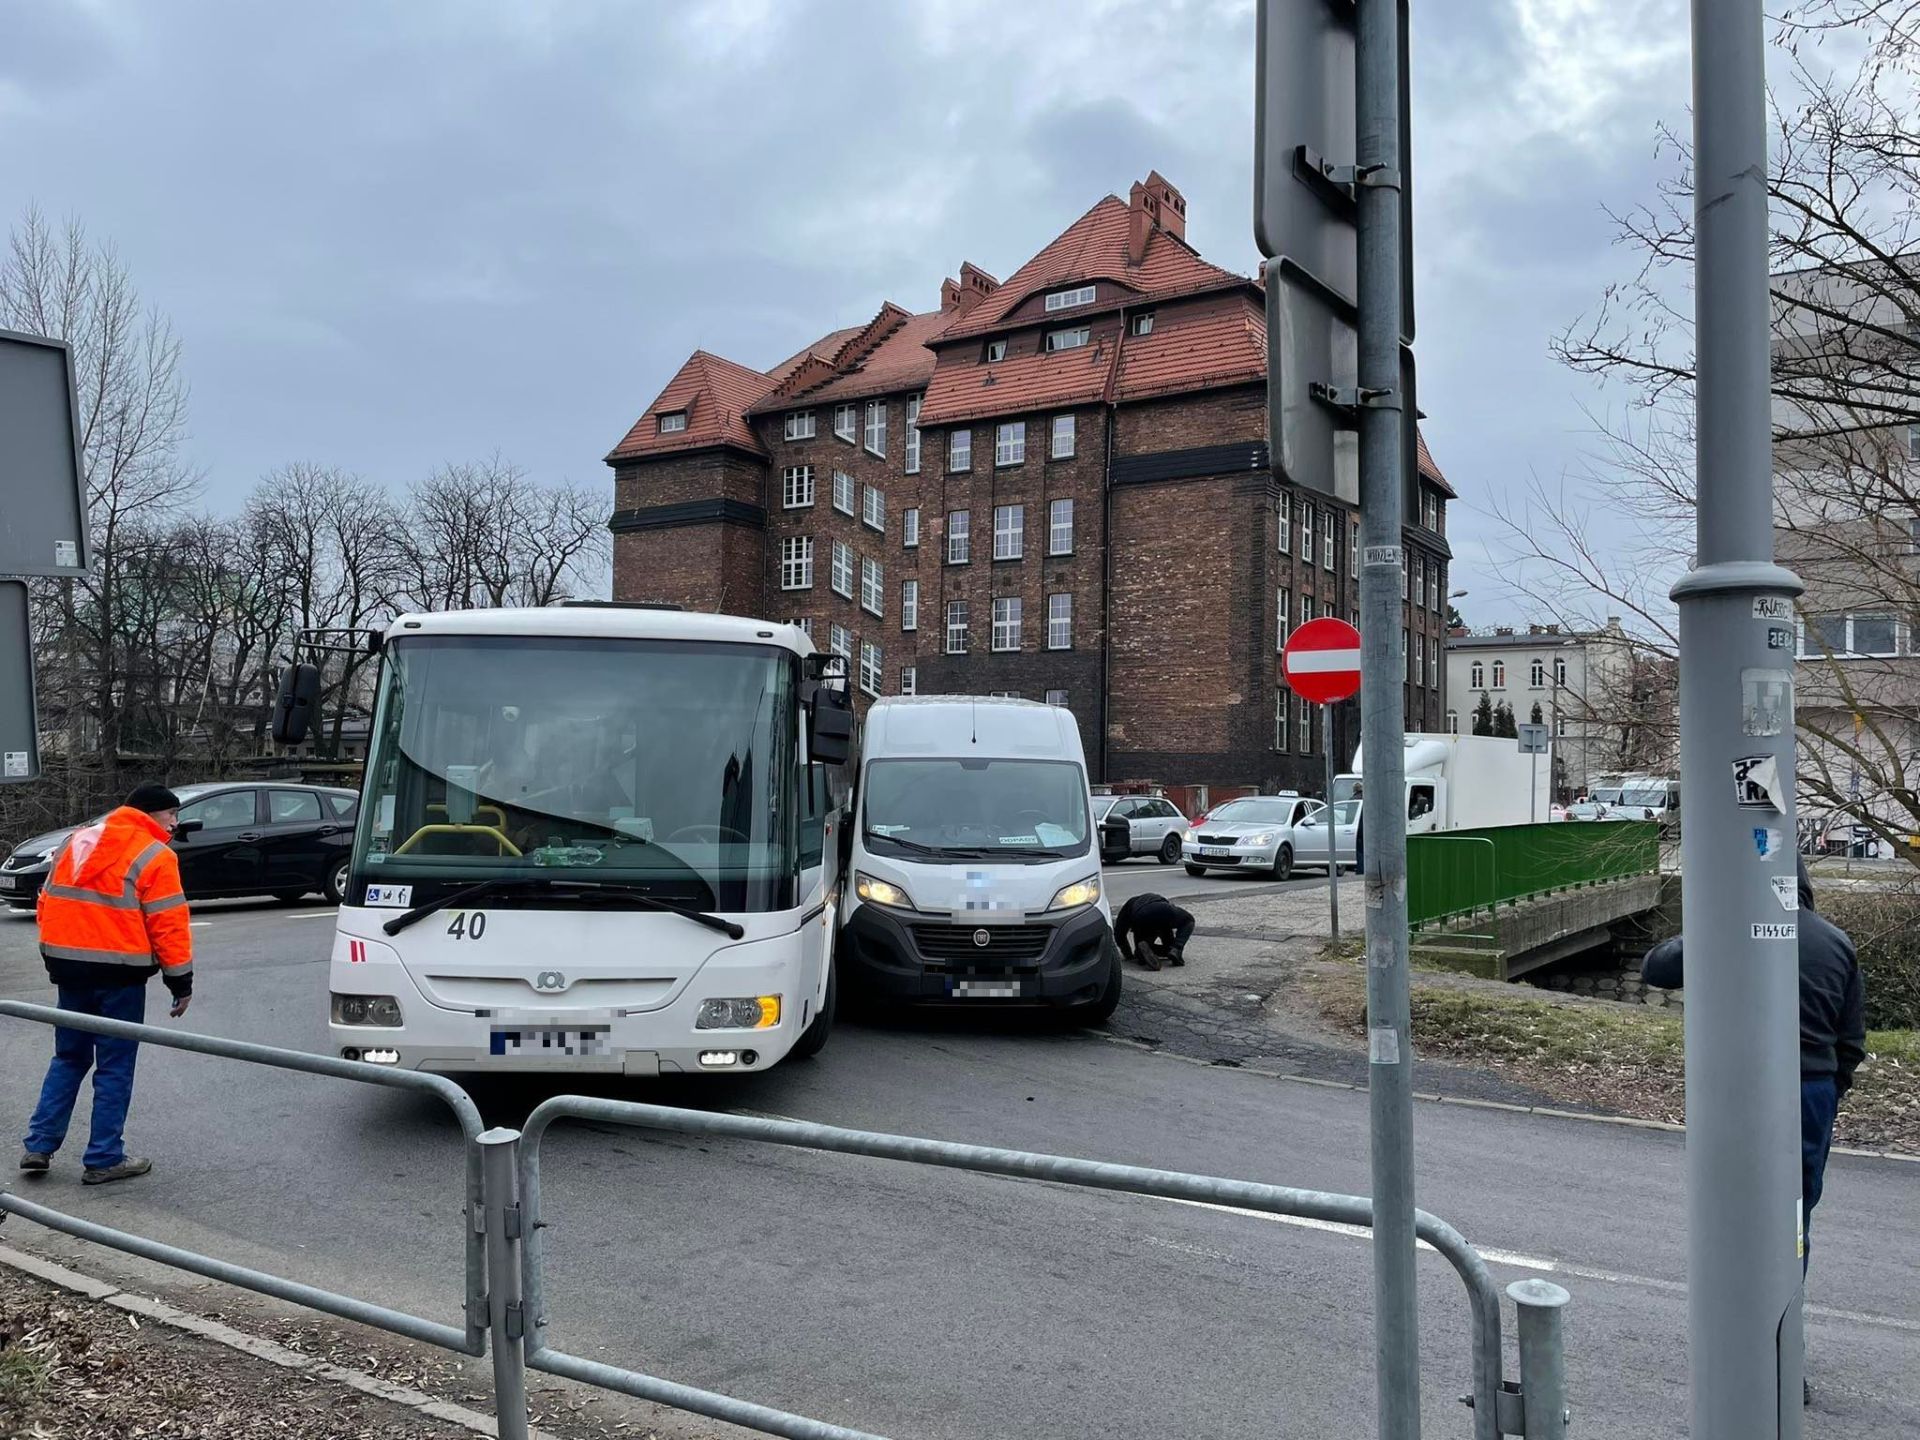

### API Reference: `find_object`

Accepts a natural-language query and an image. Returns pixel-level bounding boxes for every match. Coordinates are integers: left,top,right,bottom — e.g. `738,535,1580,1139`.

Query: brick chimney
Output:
1127,170,1188,264
941,263,998,314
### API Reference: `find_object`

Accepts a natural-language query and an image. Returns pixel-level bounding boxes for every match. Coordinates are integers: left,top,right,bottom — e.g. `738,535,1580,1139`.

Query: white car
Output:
1183,793,1321,879
1093,794,1189,865
1290,799,1360,874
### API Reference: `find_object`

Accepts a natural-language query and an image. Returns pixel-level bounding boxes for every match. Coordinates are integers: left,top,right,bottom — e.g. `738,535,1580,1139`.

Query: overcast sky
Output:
0,0,1702,624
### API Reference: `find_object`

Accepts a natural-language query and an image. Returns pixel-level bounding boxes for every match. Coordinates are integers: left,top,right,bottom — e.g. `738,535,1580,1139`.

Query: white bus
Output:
287,606,853,1078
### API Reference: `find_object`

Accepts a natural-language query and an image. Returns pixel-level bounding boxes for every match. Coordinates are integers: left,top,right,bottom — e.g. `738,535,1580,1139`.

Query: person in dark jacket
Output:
1641,858,1867,1275
1114,893,1195,971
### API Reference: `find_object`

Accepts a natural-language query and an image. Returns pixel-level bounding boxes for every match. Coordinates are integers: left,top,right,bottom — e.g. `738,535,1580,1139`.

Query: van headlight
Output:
1046,875,1101,912
855,872,917,911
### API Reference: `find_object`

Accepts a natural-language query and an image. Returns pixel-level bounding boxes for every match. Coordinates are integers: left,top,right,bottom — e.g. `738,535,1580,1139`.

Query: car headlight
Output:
696,996,781,1030
1242,831,1278,847
855,872,917,911
331,994,403,1027
1046,875,1101,912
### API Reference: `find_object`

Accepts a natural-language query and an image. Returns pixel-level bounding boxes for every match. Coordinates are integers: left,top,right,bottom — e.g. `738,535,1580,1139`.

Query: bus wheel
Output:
792,960,836,1059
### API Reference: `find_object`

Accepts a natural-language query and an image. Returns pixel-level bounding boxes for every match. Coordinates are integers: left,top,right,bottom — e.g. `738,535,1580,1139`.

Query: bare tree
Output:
397,455,608,611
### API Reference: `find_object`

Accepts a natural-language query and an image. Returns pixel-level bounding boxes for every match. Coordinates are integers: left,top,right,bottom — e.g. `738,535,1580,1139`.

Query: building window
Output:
1428,563,1441,613
1529,658,1545,688
834,404,857,442
657,410,687,434
1556,713,1568,737
1446,710,1459,735
861,557,883,617
862,484,885,532
1424,490,1441,531
1414,555,1425,605
1401,557,1410,602
992,596,1023,652
996,421,1026,467
1045,688,1069,707
860,641,882,697
1492,660,1506,689
1049,498,1074,555
1469,660,1484,689
794,617,813,638
945,600,969,654
833,471,855,515
949,428,972,471
1415,641,1425,687
828,624,852,662
831,541,853,598
1045,284,1096,311
993,504,1024,559
1047,592,1072,649
985,338,1008,363
1301,594,1316,624
1276,587,1290,650
780,537,813,591
905,395,922,473
1803,611,1901,657
1402,629,1410,682
1554,656,1567,686
1351,522,1360,575
864,400,887,457
901,579,918,631
782,465,815,509
902,507,920,548
1322,511,1336,571
1300,502,1314,561
1274,693,1289,751
1050,414,1076,459
901,666,917,696
1277,499,1292,552
1298,694,1314,755
784,410,815,441
947,510,970,564
1132,312,1155,336
1045,325,1091,352
1429,637,1439,685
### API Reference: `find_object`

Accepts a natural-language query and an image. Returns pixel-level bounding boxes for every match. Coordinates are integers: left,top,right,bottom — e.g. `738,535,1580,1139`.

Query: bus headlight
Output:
1045,876,1101,912
696,996,781,1030
331,994,403,1027
855,872,918,911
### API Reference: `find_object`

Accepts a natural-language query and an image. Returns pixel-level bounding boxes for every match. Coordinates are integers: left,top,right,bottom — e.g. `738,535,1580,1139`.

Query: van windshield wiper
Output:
866,832,944,855
380,875,743,939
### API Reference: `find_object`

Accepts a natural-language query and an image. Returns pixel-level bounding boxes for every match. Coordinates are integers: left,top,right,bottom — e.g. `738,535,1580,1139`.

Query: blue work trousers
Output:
23,983,147,1171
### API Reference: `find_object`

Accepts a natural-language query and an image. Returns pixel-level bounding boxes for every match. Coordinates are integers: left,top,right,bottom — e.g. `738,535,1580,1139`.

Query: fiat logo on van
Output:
972,929,991,948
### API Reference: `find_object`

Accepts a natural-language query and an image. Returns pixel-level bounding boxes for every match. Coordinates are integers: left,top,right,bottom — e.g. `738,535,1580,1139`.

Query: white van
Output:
838,696,1121,1022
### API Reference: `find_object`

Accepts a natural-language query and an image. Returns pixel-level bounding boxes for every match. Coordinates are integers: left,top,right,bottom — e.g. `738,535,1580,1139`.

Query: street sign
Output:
1282,616,1363,704
0,581,40,784
1516,723,1550,755
0,329,90,578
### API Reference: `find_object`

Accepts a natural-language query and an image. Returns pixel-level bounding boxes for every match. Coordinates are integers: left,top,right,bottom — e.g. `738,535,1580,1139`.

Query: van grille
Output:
910,924,1052,962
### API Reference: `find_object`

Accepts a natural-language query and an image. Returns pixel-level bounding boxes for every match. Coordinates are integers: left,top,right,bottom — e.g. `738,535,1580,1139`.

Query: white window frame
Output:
949,428,972,471
862,484,885,533
1044,284,1096,311
1300,502,1313,561
1050,413,1076,459
991,596,1023,652
782,465,815,509
657,410,687,434
828,624,852,663
1277,500,1291,552
905,395,922,473
945,600,969,655
1556,712,1569,737
947,510,970,564
1048,498,1074,555
1047,592,1072,650
993,504,1024,560
1321,511,1336,570
832,470,855,515
1415,641,1425,687
1402,629,1410,682
1430,637,1439,685
1446,709,1459,735
1276,587,1290,651
861,556,883,617
860,641,882,697
794,617,813,638
831,540,853,599
1492,661,1507,689
1131,312,1155,336
996,421,1026,467
1298,694,1313,755
1301,595,1316,624
901,579,918,631
864,399,887,457
985,338,1008,362
1045,325,1091,352
900,666,917,696
1470,661,1484,688
1554,656,1568,686
784,410,815,441
902,507,920,549
780,537,813,591
1045,688,1069,707
1530,658,1545,688
1274,692,1289,751
834,404,857,442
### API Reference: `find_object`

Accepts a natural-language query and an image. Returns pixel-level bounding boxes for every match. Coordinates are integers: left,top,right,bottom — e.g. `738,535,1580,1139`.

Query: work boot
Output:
1138,948,1162,971
18,1150,50,1174
82,1157,151,1186
1169,947,1187,967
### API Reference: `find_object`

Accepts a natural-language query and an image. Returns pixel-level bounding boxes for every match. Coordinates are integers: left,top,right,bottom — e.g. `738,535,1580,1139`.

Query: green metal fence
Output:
1407,821,1661,931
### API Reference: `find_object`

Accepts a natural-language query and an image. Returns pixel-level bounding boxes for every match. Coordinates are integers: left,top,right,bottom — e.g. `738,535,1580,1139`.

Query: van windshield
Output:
1621,786,1669,809
863,759,1090,861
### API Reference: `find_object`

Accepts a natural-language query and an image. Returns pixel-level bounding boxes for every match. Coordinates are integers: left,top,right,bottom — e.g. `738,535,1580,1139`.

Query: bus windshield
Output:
862,758,1090,860
353,634,799,912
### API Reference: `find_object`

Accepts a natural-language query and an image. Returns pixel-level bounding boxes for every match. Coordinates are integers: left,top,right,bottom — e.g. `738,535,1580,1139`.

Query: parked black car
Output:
1,782,360,911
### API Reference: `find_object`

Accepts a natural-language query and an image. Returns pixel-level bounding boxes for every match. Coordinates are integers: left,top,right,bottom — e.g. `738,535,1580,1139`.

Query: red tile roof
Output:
605,350,775,462
1111,302,1267,403
749,304,959,414
1417,430,1455,497
916,336,1120,429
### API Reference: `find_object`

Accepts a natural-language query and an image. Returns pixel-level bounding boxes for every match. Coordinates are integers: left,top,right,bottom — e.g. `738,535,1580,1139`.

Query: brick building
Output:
606,172,1453,793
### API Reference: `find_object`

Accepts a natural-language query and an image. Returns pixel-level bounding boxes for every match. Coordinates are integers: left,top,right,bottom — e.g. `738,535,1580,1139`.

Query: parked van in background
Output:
838,697,1121,1022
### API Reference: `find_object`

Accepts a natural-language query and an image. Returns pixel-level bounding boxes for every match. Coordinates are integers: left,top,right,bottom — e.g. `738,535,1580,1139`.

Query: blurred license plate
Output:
950,979,1023,999
1201,847,1233,858
0,876,18,891
490,1027,608,1057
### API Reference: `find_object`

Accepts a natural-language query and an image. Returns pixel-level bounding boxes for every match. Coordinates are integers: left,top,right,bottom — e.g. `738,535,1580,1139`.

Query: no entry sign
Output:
1282,616,1362,704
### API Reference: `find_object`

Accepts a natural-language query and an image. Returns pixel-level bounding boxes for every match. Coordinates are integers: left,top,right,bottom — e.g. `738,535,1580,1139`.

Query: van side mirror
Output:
810,697,853,766
271,662,322,746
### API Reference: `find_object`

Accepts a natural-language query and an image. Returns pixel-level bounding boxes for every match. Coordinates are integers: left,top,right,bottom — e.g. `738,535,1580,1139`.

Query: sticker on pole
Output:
1771,876,1799,912
1733,754,1785,810
1753,827,1783,859
1752,596,1793,621
1282,617,1363,705
1751,923,1797,941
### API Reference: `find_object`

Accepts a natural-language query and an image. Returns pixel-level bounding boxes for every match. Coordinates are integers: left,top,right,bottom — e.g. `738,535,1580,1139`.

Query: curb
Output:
0,1242,542,1438
1099,1034,1920,1163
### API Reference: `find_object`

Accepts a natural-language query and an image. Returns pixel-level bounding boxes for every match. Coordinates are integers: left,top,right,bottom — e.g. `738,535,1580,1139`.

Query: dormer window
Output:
1131,312,1155,337
985,338,1007,362
1044,285,1096,312
1045,326,1091,353
657,411,687,434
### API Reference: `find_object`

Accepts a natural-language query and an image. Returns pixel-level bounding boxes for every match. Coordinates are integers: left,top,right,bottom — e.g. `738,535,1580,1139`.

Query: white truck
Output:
1333,733,1552,834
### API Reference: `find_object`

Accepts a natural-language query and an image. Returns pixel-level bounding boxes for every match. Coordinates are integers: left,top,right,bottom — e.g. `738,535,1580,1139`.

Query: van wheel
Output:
1157,834,1181,864
1271,845,1294,881
791,960,836,1059
1069,941,1123,1027
1184,863,1207,878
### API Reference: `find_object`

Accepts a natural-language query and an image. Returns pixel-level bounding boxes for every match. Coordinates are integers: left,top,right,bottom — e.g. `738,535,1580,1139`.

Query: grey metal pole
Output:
480,1128,531,1440
1508,1278,1572,1437
1355,0,1419,1432
1326,708,1341,945
1676,1,1806,1435
1530,749,1538,825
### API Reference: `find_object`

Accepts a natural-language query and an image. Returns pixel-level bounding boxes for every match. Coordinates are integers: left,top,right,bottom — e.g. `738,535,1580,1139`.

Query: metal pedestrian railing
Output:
0,1002,1573,1438
1409,820,1661,931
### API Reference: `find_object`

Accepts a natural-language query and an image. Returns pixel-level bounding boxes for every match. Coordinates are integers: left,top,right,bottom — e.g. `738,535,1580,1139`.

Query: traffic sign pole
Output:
1324,711,1340,944
1283,618,1363,951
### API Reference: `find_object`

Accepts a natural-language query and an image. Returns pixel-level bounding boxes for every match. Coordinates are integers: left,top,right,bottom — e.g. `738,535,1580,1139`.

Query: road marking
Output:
288,911,337,920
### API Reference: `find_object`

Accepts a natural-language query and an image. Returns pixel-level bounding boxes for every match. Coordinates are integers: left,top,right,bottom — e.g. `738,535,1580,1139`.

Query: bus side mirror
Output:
271,662,321,746
810,697,853,766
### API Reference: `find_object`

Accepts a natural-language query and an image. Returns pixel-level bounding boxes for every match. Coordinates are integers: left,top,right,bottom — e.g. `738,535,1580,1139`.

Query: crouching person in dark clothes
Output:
1114,893,1195,971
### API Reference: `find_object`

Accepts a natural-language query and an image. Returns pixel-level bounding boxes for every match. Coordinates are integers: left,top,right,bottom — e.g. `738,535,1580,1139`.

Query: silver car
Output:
1289,799,1360,874
1093,794,1190,865
1182,793,1320,879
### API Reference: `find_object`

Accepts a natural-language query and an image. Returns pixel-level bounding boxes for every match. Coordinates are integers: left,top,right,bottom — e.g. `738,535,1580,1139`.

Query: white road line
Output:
287,911,337,920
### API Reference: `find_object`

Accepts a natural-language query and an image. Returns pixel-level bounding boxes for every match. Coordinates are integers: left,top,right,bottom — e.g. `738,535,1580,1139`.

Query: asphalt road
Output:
1100,853,1335,905
1,902,1916,1438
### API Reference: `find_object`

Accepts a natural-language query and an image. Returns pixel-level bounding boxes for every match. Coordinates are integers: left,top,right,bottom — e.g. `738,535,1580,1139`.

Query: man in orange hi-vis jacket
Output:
19,784,195,1185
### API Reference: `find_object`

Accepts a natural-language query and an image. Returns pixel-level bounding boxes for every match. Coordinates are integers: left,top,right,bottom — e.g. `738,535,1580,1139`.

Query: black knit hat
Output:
125,783,182,815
